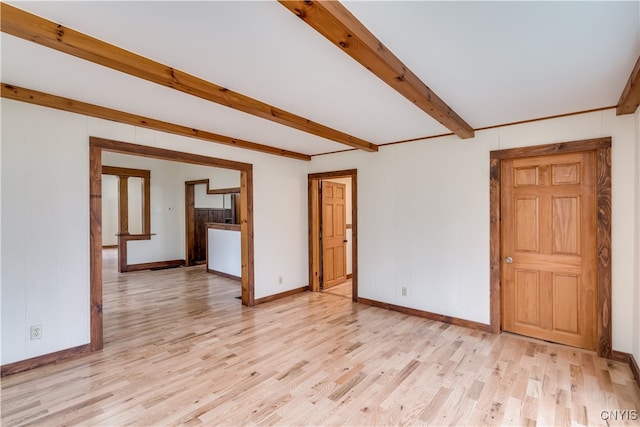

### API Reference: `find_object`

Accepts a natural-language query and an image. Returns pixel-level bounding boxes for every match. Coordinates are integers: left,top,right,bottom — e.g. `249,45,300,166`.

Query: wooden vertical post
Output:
118,176,129,235
184,184,195,267
142,176,150,235
350,171,358,302
308,179,320,292
489,158,501,334
240,168,255,307
89,145,103,351
596,146,612,358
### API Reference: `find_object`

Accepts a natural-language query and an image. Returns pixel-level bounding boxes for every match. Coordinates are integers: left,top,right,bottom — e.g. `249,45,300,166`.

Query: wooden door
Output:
194,209,209,264
321,181,347,289
501,151,597,350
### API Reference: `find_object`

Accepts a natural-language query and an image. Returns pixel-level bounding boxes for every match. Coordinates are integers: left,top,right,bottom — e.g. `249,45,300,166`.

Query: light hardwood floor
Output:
1,250,639,426
322,279,352,299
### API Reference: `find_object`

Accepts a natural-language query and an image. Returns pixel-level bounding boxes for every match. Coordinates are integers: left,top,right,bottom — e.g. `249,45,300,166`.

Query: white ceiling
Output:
2,1,639,157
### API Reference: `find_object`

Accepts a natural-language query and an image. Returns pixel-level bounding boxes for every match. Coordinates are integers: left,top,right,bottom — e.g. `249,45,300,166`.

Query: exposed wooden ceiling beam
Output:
0,3,378,152
616,55,640,115
279,0,475,139
1,84,312,161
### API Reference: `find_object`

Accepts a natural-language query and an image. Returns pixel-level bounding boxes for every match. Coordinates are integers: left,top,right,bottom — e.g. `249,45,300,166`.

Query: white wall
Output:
100,154,241,265
101,175,118,246
309,108,639,354
1,101,90,364
1,99,308,365
0,100,3,353
194,184,224,209
102,152,184,265
98,127,309,301
127,177,143,235
208,228,241,277
3,98,637,365
634,106,640,364
193,167,240,209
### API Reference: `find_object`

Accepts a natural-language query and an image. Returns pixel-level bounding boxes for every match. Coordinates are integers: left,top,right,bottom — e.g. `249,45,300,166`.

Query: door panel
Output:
515,197,539,252
553,274,579,333
514,269,539,326
321,181,347,289
502,152,597,350
514,166,539,186
552,196,580,255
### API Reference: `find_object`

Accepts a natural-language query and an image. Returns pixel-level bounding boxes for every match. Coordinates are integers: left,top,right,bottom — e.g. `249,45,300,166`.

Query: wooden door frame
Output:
308,170,358,301
184,180,205,267
489,137,612,358
184,180,241,267
101,166,152,273
90,137,255,352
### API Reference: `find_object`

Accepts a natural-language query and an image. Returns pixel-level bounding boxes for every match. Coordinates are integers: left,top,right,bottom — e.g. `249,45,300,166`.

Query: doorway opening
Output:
489,137,612,358
101,165,152,273
89,136,255,352
185,179,240,267
308,170,357,302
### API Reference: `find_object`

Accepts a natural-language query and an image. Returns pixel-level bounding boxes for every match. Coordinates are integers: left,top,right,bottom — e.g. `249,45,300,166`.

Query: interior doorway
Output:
308,170,357,302
320,180,348,290
100,165,151,273
89,136,255,353
489,137,612,358
185,179,240,267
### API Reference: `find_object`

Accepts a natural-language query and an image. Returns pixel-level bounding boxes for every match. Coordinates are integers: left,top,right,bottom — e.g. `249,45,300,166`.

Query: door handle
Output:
504,256,513,264
343,240,348,243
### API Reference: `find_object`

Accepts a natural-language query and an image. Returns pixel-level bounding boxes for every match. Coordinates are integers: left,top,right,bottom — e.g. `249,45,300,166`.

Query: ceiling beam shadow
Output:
1,3,378,152
617,55,640,115
279,0,475,139
1,84,312,161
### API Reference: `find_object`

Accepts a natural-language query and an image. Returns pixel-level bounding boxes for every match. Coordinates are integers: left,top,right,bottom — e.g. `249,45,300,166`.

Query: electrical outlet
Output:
278,276,283,285
30,324,42,340
402,287,408,297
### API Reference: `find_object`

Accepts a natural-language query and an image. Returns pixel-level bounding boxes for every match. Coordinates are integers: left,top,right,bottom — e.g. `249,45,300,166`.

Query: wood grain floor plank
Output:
1,249,638,426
